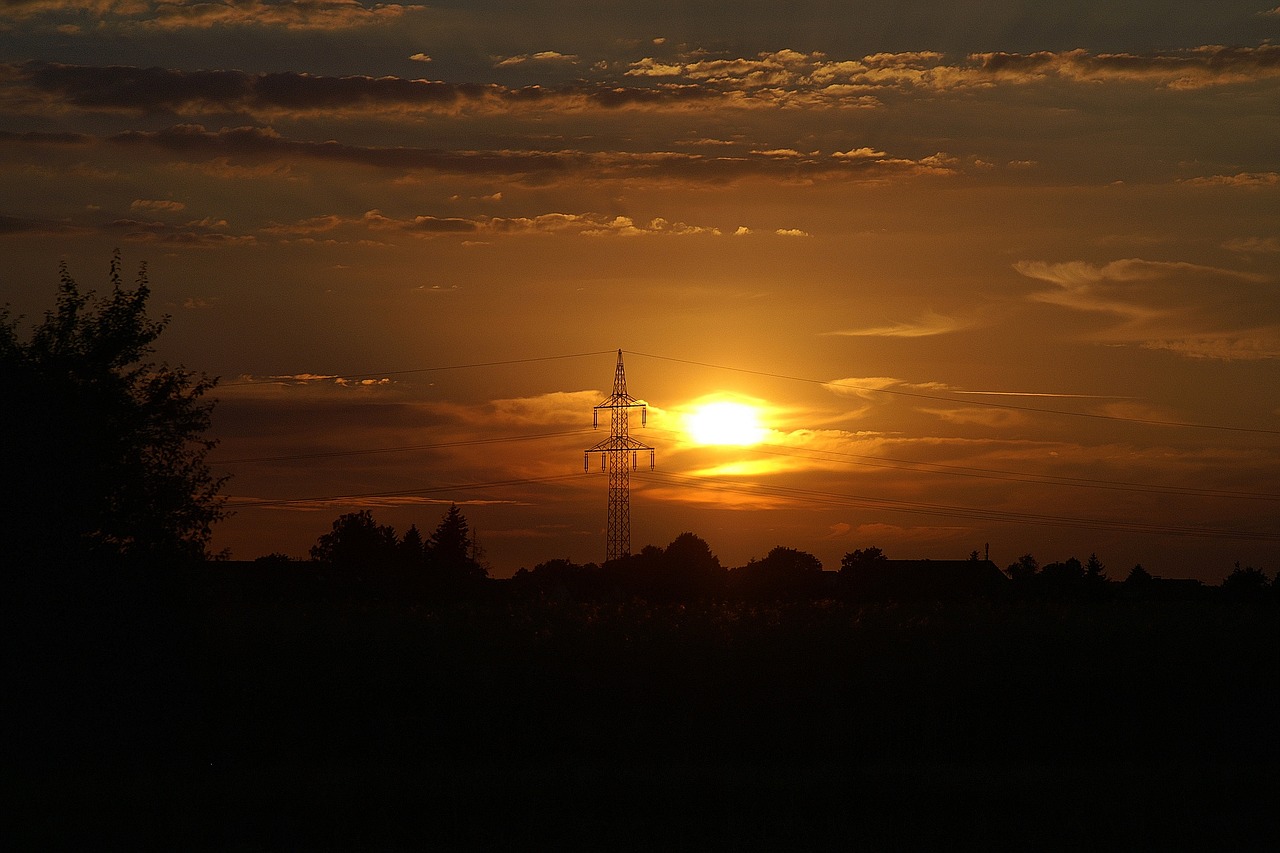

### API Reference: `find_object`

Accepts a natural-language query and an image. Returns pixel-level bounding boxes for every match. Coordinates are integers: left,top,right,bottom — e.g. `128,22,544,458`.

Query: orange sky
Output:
2,2,1278,579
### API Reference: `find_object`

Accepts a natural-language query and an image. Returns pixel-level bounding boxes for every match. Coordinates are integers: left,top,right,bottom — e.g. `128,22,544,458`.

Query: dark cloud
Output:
0,0,415,31
967,44,1280,88
106,123,958,184
102,215,255,246
13,46,1273,127
402,215,479,233
585,84,721,108
0,213,86,236
5,61,733,117
109,124,579,175
0,129,93,145
18,61,250,111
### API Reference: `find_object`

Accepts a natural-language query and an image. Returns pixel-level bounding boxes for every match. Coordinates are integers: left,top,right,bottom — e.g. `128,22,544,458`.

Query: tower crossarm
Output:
586,435,654,453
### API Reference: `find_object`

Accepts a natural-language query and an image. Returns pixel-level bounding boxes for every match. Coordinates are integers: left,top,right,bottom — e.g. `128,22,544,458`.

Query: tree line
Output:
230,501,1275,606
3,254,1274,605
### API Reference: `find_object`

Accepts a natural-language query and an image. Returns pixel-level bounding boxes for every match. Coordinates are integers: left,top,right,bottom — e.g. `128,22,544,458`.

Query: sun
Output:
686,399,767,446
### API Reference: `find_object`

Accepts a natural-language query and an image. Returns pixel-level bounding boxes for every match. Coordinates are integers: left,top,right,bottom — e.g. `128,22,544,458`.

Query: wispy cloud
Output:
494,51,578,68
95,123,955,185
1,61,733,117
1,0,419,31
18,44,1275,129
823,310,966,338
0,213,88,236
822,376,953,402
1015,258,1279,359
130,198,185,213
103,215,252,246
273,209,725,239
1223,236,1280,253
962,45,1280,89
623,44,1280,94
1180,172,1280,188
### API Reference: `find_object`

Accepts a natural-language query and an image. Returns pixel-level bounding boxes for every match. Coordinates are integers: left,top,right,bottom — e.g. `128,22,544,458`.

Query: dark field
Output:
12,572,1279,849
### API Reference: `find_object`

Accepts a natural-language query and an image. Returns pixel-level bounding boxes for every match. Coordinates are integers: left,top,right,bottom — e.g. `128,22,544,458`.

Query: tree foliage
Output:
310,510,399,569
1006,553,1039,581
427,503,487,585
1,252,226,565
1221,563,1271,601
308,504,488,594
733,545,824,598
840,546,887,572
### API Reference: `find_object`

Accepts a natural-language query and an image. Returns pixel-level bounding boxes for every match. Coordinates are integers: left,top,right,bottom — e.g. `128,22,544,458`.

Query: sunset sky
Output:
3,2,1278,579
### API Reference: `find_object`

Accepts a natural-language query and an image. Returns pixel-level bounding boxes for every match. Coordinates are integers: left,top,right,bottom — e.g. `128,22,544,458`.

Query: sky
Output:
2,1,1278,580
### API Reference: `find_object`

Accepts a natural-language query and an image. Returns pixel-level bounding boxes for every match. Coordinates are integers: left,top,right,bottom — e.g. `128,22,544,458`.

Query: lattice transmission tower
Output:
584,349,654,562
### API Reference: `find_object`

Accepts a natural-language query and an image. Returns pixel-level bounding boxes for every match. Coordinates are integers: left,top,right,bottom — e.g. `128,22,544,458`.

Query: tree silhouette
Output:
1040,557,1084,584
1,252,226,566
1220,562,1271,601
665,532,722,577
311,510,398,570
734,545,824,598
1006,553,1039,582
841,546,887,570
427,503,487,587
1125,564,1153,585
399,523,426,568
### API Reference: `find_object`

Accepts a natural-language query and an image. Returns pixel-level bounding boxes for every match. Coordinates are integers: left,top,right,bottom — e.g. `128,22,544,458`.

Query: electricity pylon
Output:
584,349,654,562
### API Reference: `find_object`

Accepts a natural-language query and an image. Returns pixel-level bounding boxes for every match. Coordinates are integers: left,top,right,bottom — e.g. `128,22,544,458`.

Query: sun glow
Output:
686,399,768,446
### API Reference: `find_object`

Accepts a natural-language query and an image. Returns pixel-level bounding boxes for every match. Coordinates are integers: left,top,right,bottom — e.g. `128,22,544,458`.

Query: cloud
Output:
0,129,93,146
3,61,740,119
487,390,601,426
823,311,966,338
822,376,951,402
1139,336,1280,360
1222,236,1280,253
625,57,685,77
2,0,418,31
102,123,957,186
1014,258,1279,359
1015,258,1268,286
103,215,254,246
918,406,1029,429
964,44,1280,89
833,147,886,159
494,51,578,68
7,41,1279,134
271,209,723,240
631,43,1280,94
130,198,185,212
109,123,580,175
1180,172,1280,188
0,213,88,236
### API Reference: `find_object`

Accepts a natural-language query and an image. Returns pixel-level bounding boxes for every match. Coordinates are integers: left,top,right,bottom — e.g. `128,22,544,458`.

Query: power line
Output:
645,427,1280,503
207,347,1278,546
221,350,615,387
627,350,1280,437
216,345,1278,436
213,429,591,466
226,473,584,509
647,470,1280,542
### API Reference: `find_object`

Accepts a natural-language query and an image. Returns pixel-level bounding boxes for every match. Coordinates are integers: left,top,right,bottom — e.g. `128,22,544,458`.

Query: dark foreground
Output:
11,572,1279,850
